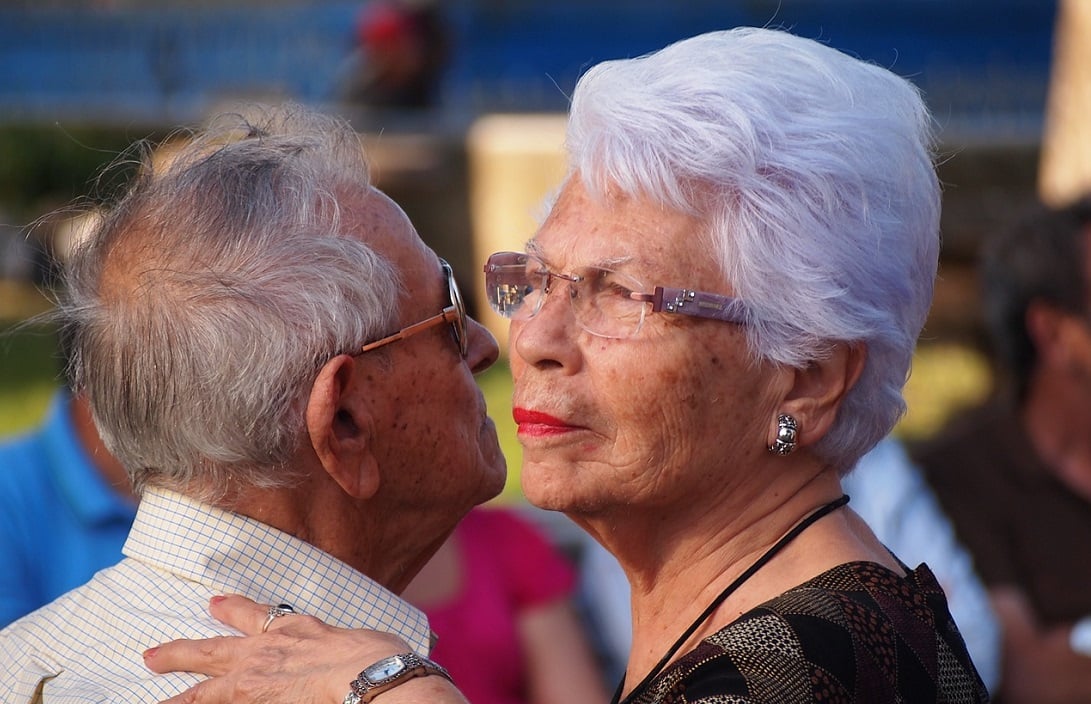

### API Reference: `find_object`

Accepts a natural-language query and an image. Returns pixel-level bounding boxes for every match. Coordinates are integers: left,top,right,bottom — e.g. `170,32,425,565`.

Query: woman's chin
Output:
519,466,575,512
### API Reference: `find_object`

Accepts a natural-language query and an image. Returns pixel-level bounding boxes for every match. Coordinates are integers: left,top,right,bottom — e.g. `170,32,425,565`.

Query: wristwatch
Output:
342,652,452,704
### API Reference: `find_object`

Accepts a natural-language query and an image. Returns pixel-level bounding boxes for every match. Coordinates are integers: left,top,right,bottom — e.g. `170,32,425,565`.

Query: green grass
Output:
475,358,523,503
0,315,63,436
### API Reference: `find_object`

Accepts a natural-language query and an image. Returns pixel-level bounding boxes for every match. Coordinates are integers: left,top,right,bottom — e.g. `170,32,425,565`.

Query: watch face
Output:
367,655,407,682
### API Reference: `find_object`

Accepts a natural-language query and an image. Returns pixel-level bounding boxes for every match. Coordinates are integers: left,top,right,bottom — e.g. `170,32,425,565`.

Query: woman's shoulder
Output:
786,559,945,603
630,561,989,703
755,560,952,648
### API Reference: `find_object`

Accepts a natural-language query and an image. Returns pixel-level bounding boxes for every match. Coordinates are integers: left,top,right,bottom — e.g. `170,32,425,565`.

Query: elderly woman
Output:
146,27,988,704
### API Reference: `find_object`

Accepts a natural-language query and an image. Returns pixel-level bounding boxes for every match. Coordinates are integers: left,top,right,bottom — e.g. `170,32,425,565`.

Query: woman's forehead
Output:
529,189,710,280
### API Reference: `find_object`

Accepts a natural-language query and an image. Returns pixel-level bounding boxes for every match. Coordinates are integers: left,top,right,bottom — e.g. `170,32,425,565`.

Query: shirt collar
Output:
123,487,433,653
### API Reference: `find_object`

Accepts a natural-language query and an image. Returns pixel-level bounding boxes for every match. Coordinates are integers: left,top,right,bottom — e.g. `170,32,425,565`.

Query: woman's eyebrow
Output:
524,240,637,271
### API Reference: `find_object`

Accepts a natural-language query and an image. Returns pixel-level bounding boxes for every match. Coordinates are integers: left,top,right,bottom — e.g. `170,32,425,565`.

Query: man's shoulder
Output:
0,559,225,703
0,395,90,503
909,401,1024,483
0,427,50,481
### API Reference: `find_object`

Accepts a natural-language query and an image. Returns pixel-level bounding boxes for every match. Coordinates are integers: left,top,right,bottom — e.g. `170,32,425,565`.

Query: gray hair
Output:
62,104,399,499
565,28,941,471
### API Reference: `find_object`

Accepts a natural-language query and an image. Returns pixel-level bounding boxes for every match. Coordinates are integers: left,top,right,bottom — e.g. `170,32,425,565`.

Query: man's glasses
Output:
483,251,749,339
358,259,468,358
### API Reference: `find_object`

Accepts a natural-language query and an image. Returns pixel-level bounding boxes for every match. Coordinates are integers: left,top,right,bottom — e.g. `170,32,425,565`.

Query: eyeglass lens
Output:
483,251,648,338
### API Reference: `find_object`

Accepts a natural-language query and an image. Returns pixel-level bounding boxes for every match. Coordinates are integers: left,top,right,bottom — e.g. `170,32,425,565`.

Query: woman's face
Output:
509,178,787,518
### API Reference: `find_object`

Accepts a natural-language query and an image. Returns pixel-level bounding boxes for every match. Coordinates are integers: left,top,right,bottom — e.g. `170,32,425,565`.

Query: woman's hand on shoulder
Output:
143,594,467,704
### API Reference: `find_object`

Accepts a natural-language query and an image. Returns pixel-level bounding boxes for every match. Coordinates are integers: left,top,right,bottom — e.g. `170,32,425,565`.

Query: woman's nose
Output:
510,282,582,372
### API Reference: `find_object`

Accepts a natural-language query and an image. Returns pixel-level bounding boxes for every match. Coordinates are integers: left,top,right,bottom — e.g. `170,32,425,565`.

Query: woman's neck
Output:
586,469,878,698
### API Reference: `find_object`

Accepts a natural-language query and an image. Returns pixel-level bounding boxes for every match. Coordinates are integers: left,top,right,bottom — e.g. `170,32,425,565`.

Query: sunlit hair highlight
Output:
62,104,399,500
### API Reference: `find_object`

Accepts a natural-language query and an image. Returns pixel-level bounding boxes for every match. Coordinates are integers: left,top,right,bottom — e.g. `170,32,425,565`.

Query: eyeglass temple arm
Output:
359,307,458,353
633,287,750,324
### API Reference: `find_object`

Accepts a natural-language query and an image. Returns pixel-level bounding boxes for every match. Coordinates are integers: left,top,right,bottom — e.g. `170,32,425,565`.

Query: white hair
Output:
565,28,940,470
62,104,399,499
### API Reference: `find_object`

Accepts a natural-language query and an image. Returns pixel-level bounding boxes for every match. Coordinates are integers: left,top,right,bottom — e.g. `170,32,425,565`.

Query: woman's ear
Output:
778,342,867,447
305,354,380,500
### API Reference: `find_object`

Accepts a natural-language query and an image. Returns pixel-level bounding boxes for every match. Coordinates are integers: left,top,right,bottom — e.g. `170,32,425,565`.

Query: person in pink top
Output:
403,507,608,704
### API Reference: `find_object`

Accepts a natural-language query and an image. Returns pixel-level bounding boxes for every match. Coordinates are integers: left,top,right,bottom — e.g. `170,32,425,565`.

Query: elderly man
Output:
0,104,506,702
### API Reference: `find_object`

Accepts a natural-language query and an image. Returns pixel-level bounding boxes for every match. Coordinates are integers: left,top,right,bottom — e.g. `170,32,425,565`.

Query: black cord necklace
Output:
610,494,850,704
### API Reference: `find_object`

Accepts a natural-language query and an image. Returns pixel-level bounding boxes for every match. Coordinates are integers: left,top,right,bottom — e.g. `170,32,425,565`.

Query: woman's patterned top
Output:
626,562,990,703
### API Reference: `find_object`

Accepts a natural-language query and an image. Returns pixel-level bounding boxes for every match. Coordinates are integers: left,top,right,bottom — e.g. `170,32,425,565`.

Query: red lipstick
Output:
512,408,577,437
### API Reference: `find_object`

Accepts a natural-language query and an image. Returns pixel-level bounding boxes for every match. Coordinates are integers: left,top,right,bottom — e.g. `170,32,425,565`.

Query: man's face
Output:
346,188,506,529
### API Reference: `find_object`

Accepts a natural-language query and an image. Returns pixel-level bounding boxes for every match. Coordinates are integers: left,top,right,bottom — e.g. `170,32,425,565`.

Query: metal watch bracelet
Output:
342,652,452,704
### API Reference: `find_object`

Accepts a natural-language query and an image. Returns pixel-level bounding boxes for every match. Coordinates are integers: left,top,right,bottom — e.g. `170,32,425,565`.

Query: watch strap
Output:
343,652,452,704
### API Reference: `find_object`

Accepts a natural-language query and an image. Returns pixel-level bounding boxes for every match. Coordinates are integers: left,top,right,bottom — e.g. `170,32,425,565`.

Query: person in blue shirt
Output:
0,387,136,627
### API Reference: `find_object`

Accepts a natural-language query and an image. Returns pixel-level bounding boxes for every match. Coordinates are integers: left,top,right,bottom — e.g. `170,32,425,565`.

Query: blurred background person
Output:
404,505,609,704
337,0,451,110
912,195,1091,703
0,314,136,628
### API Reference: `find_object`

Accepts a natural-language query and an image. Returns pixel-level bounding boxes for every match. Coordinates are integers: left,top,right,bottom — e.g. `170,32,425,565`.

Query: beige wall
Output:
1040,0,1091,206
467,114,568,351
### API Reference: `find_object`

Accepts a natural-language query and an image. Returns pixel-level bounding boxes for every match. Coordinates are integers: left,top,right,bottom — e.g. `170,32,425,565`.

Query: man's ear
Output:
776,342,867,447
1027,300,1075,368
305,354,380,500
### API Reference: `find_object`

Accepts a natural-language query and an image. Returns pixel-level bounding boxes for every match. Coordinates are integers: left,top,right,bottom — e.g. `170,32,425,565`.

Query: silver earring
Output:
768,414,798,456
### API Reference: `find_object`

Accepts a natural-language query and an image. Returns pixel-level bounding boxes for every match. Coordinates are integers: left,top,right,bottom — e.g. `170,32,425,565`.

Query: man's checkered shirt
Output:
0,487,433,703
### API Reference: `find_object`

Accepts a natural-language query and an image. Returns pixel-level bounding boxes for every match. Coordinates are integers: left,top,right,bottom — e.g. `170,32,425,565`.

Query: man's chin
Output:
463,446,507,507
478,459,508,503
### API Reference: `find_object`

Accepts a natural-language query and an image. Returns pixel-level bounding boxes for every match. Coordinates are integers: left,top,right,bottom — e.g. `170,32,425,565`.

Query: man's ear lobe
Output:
306,354,380,499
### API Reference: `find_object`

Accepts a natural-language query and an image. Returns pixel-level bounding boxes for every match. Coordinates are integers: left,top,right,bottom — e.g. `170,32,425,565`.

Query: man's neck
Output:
225,481,453,595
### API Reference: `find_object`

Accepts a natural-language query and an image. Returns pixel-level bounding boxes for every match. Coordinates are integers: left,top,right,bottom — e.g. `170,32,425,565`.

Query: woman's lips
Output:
512,408,580,437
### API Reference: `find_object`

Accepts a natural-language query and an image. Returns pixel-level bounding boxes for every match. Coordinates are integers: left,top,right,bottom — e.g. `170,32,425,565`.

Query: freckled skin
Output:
510,178,784,522
348,188,506,538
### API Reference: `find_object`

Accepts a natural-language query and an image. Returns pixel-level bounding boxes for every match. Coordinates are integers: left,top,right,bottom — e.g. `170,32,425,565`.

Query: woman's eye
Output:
590,271,634,298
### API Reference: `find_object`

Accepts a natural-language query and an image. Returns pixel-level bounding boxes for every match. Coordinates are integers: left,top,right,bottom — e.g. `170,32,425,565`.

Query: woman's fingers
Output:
144,635,242,677
157,678,225,704
209,594,288,635
142,595,266,676
144,595,426,704
143,597,314,676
